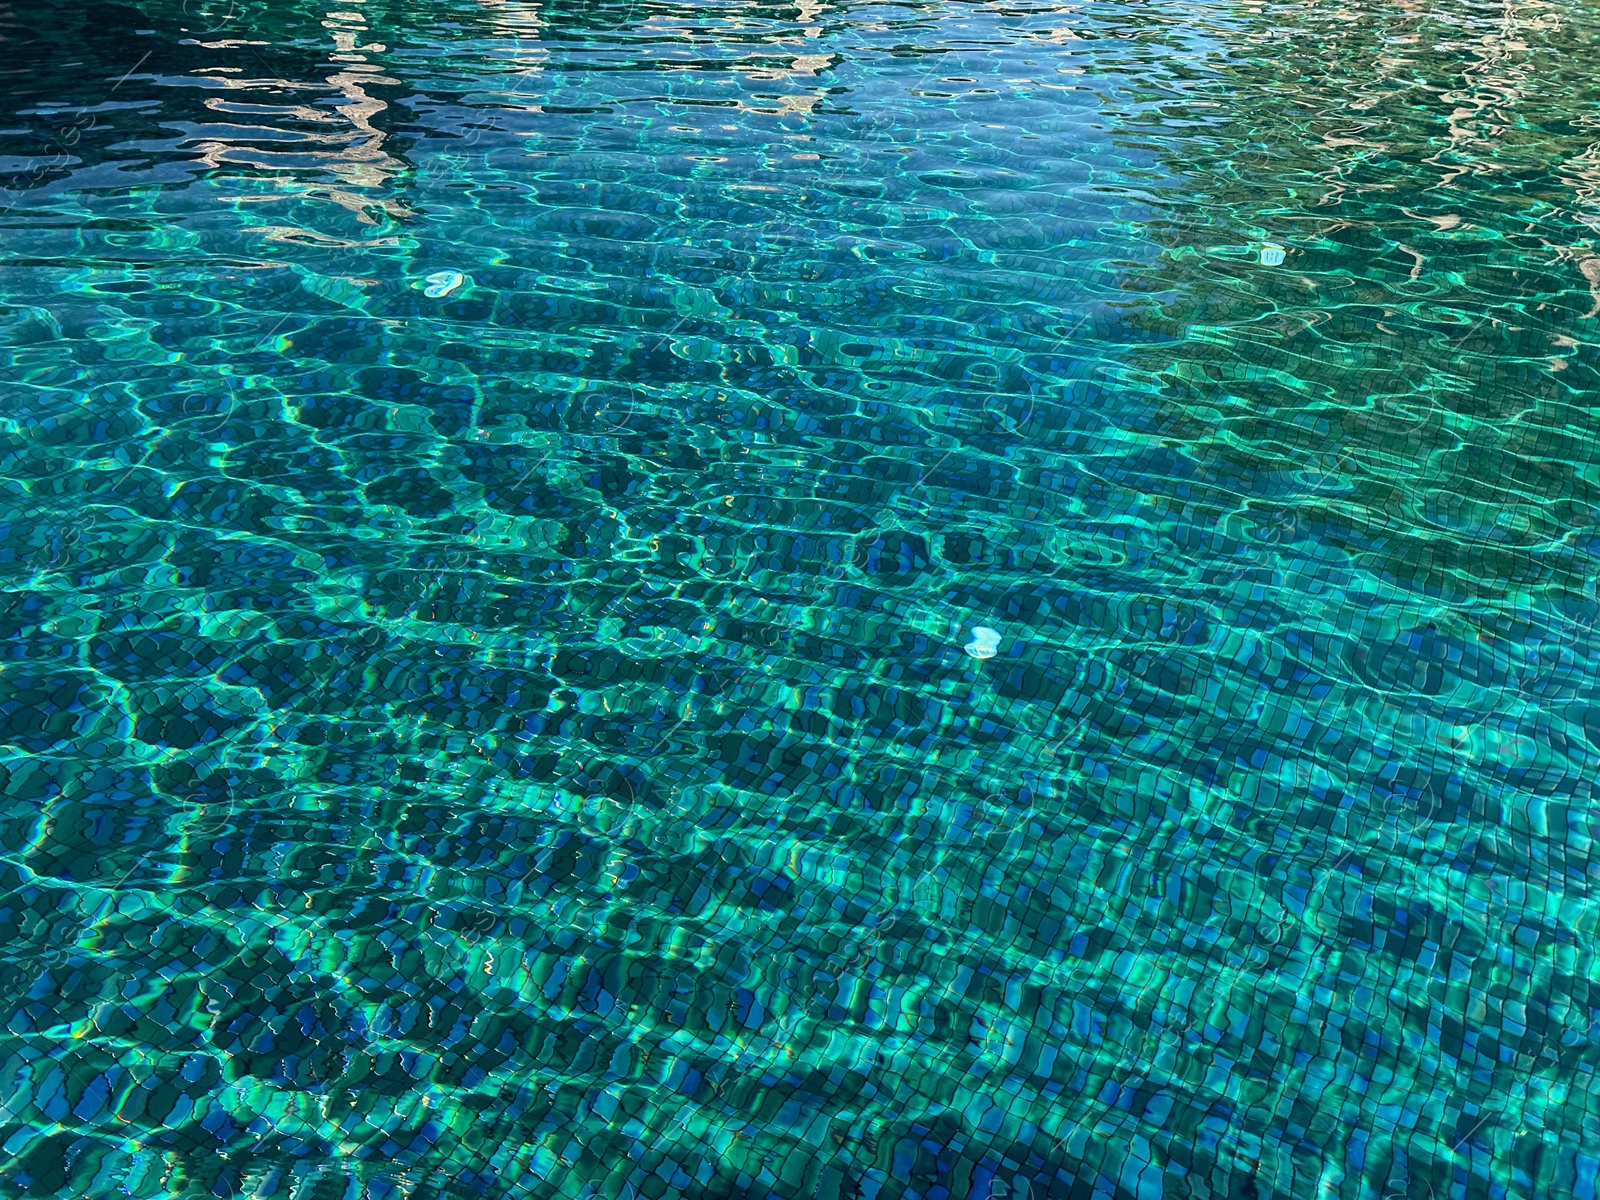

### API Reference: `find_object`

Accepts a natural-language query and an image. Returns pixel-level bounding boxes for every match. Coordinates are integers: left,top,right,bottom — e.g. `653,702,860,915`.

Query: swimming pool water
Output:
3,0,1600,1197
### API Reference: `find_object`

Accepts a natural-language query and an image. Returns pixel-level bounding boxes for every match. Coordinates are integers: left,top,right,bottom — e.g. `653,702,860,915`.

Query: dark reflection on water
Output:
1,1,1599,1199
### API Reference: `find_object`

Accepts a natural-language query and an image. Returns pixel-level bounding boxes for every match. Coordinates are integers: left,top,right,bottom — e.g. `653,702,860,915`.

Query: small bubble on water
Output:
965,626,1002,659
422,270,466,297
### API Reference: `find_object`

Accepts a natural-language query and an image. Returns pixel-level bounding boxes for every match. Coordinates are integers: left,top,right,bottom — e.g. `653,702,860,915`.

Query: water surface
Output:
3,1,1600,1197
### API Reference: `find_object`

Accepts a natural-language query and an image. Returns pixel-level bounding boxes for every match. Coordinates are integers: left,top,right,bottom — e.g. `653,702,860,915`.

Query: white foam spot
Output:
1259,243,1286,266
423,270,466,298
964,626,1002,660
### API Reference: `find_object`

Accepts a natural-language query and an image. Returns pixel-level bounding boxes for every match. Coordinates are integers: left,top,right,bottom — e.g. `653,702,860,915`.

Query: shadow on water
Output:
1112,0,1600,612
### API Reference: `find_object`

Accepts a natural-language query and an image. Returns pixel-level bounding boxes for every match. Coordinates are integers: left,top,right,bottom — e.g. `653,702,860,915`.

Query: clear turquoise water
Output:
3,1,1600,1197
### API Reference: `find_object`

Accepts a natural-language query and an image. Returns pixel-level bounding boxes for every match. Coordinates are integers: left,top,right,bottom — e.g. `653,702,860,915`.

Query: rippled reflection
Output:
1,2,1598,1199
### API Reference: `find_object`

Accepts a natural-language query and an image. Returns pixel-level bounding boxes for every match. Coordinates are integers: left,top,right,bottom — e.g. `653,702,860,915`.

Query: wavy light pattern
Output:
1,0,1599,1197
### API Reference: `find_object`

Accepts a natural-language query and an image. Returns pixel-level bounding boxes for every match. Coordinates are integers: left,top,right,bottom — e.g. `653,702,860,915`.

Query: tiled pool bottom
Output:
2,0,1600,1197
